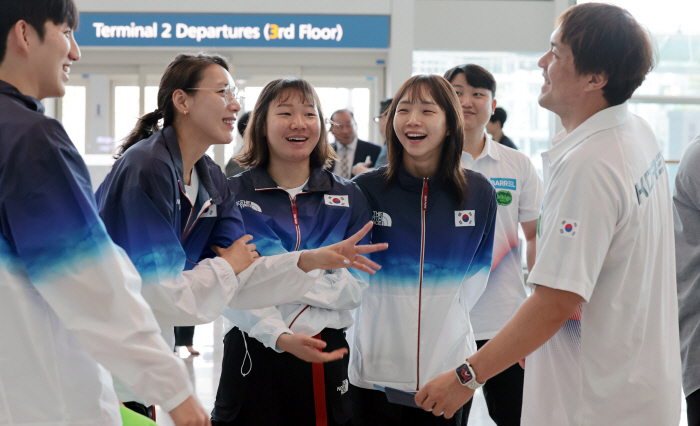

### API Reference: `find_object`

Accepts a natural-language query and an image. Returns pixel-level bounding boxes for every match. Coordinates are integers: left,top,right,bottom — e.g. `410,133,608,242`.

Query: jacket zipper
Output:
178,180,214,243
417,178,428,390
289,195,302,251
254,188,309,325
178,181,194,242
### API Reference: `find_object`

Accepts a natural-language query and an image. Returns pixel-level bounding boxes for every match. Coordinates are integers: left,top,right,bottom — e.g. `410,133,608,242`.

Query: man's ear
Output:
7,20,34,57
585,72,608,93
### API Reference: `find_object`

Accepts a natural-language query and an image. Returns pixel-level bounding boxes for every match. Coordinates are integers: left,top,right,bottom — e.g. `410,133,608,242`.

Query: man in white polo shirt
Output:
417,4,681,425
444,63,543,426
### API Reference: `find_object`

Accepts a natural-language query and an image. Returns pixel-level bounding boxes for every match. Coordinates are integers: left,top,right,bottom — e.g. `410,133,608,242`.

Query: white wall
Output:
413,1,556,52
75,0,391,14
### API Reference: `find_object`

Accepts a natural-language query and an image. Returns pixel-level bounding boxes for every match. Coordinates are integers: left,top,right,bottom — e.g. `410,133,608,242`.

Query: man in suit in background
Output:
329,109,381,179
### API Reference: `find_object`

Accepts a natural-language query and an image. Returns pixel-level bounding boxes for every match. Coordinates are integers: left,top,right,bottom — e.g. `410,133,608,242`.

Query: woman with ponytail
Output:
94,53,387,416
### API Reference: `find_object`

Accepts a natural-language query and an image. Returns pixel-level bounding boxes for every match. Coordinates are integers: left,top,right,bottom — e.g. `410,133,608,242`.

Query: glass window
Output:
114,86,140,149
413,51,553,173
578,0,700,161
628,102,700,161
61,86,86,155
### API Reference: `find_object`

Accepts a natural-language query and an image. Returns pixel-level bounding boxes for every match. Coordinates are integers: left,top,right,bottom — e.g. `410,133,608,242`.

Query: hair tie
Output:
153,108,164,117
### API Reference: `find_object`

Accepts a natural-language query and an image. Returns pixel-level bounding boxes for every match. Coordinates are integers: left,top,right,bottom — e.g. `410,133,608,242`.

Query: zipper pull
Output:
292,200,299,226
422,178,429,211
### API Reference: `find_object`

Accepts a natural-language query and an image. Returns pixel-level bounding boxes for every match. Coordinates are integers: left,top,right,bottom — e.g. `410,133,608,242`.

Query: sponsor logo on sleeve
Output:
635,152,665,205
455,210,475,227
496,190,513,206
372,211,392,226
201,204,217,218
558,218,579,237
324,194,350,207
236,200,262,212
490,178,517,191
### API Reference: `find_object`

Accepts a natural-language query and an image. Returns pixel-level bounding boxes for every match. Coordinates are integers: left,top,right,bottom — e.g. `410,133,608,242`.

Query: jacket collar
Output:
251,167,332,192
461,132,500,167
0,80,45,113
161,126,222,204
396,162,444,194
544,103,629,166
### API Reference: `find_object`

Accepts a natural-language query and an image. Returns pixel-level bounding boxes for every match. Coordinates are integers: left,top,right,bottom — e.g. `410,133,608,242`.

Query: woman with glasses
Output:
95,53,386,417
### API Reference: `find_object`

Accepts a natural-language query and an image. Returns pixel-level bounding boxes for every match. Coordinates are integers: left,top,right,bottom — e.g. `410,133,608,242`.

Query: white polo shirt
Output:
523,103,681,426
461,134,543,340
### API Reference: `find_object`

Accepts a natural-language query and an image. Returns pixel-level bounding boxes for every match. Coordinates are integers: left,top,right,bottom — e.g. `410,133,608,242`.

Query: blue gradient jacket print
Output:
223,168,371,349
95,126,248,328
95,127,317,337
349,165,497,391
0,80,192,425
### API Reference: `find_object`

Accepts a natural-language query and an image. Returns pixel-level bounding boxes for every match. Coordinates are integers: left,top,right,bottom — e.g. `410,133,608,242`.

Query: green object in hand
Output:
120,405,158,426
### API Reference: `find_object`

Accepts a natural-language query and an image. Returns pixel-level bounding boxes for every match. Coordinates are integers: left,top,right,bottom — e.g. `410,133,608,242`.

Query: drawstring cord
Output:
240,329,252,376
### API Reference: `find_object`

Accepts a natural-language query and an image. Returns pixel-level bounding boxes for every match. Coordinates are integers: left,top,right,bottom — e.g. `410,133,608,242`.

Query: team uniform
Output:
349,165,497,425
95,126,318,406
212,167,371,426
523,103,681,425
0,80,192,425
460,134,543,425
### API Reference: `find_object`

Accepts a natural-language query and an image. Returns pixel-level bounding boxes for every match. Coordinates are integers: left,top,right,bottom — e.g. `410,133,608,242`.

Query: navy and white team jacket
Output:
0,81,193,425
222,167,371,349
95,126,317,341
350,165,497,391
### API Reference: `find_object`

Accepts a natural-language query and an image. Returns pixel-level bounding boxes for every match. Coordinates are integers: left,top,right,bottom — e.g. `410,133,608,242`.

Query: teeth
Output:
223,119,235,124
63,65,70,73
287,137,307,141
407,133,426,138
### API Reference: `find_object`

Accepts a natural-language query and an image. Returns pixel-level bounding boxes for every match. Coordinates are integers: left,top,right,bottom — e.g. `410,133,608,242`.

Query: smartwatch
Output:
455,359,484,390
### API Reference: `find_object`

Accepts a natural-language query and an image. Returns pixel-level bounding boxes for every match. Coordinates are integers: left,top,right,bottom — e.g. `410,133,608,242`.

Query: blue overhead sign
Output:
75,13,390,48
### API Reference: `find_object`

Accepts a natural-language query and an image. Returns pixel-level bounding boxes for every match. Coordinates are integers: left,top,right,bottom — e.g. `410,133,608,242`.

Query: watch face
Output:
456,364,473,385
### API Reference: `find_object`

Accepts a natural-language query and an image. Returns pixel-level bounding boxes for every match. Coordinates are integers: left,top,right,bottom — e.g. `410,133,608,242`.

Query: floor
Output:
154,318,688,426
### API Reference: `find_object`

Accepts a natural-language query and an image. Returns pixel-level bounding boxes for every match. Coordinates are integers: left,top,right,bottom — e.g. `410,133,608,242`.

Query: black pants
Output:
350,384,471,426
123,401,155,421
463,339,523,426
688,389,700,426
174,326,195,347
211,327,351,426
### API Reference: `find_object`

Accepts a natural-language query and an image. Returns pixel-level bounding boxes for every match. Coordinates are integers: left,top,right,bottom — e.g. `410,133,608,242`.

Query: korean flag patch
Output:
324,195,350,207
455,210,475,227
558,218,579,237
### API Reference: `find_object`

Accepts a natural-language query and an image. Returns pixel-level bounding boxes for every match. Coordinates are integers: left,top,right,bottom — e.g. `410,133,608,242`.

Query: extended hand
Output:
168,395,210,426
212,234,260,274
414,370,474,419
277,333,347,363
352,160,373,176
297,222,387,274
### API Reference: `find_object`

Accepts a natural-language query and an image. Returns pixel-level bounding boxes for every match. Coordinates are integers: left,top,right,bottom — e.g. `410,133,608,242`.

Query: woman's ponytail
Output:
114,109,163,158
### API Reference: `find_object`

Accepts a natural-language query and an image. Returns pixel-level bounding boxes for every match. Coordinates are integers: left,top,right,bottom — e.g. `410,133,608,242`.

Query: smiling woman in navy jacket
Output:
211,77,382,426
95,54,385,417
349,74,498,426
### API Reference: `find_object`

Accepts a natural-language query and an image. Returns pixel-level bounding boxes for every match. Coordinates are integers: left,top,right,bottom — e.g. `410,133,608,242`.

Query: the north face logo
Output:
236,200,262,212
337,379,349,395
372,211,392,227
